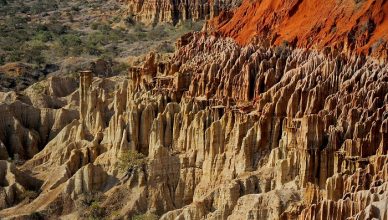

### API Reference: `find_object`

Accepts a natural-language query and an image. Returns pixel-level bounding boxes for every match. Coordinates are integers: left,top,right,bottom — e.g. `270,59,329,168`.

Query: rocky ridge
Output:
0,31,386,219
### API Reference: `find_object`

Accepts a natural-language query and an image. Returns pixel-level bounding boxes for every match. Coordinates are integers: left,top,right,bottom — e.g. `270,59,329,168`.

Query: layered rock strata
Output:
0,33,386,220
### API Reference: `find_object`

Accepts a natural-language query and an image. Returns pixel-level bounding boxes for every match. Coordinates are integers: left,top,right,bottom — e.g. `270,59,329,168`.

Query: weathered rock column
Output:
79,70,93,122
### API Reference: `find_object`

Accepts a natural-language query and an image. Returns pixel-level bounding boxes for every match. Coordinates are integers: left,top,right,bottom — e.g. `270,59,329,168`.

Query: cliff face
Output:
213,0,388,59
123,0,241,25
0,31,386,219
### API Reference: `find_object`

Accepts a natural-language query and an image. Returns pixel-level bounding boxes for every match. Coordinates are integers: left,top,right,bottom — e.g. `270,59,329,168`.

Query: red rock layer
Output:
213,0,388,59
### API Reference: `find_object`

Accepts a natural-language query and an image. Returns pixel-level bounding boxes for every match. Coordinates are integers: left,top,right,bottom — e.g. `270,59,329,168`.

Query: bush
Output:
21,190,39,200
87,31,108,46
0,56,5,65
31,83,45,94
75,193,106,219
56,34,84,56
90,22,99,30
97,23,112,33
33,31,53,42
112,62,130,75
148,25,169,40
155,42,175,53
46,22,68,35
67,71,79,79
89,201,105,219
117,150,147,172
85,44,102,56
125,14,136,26
22,40,48,64
71,5,81,12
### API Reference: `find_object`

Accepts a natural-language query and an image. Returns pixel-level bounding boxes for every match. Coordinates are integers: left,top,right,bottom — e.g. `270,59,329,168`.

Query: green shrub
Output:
85,44,102,56
117,150,147,172
87,31,108,46
22,40,48,65
6,50,23,62
59,34,82,47
94,23,112,33
112,62,130,75
31,83,45,94
33,31,53,42
89,201,105,219
55,34,84,56
91,22,99,30
0,56,5,65
71,5,81,12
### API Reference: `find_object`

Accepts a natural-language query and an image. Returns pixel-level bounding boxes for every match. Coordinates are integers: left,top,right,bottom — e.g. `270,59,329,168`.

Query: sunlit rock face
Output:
0,32,387,219
122,0,241,25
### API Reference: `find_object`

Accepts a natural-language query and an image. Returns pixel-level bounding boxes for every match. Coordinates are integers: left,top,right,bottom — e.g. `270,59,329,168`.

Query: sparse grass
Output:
132,213,159,220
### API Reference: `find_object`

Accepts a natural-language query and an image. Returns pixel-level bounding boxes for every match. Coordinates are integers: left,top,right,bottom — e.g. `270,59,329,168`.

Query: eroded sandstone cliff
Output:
123,0,241,25
0,31,386,219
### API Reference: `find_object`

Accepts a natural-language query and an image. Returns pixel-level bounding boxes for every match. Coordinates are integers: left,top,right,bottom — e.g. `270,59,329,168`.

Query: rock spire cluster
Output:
0,32,386,219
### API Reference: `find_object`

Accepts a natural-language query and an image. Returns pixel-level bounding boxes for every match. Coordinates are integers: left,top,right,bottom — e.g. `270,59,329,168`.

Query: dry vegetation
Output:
0,0,203,90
